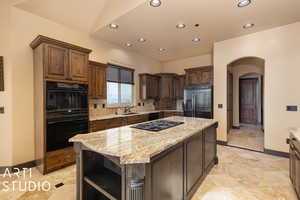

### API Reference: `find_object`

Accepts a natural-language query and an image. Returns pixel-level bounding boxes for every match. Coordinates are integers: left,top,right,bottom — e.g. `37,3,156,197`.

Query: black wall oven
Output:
46,81,88,152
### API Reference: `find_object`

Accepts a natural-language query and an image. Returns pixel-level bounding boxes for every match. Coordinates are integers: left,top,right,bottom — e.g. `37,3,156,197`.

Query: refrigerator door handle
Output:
192,94,196,117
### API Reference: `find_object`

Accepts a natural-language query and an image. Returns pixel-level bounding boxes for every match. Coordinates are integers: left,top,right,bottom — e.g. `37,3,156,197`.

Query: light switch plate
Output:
287,105,298,112
218,104,223,109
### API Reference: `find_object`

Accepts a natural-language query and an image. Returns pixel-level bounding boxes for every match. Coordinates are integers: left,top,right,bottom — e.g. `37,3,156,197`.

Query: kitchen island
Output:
70,116,218,200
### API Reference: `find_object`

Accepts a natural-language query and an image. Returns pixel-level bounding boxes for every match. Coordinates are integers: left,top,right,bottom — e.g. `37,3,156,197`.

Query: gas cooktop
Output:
131,120,184,132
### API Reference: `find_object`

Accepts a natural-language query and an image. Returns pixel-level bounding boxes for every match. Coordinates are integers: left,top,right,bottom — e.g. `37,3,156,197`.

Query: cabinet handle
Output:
66,154,72,159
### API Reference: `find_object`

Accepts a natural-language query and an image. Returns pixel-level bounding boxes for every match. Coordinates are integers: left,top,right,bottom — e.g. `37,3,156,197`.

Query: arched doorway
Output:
227,57,265,151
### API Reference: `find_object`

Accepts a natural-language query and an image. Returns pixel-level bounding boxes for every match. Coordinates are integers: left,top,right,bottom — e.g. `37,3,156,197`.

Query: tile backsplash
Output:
89,99,156,118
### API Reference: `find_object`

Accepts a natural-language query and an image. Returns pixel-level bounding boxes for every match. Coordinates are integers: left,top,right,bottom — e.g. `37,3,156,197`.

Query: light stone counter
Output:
289,127,300,141
89,110,183,121
70,116,217,164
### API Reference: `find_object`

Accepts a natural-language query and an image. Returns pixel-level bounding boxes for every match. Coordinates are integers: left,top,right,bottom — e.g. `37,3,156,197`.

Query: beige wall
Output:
214,22,300,153
0,1,13,166
162,54,213,74
1,5,162,166
229,61,264,127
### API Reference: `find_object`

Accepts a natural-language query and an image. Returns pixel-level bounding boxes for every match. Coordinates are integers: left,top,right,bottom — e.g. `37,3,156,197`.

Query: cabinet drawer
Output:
127,114,149,125
107,118,127,129
89,120,108,132
46,147,76,172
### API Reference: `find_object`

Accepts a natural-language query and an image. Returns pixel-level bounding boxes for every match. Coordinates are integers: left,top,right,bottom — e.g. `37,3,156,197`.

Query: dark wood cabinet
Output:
290,135,300,199
44,44,69,80
69,50,88,82
185,66,213,86
88,61,107,99
31,35,92,84
139,74,160,100
158,73,176,99
31,35,92,174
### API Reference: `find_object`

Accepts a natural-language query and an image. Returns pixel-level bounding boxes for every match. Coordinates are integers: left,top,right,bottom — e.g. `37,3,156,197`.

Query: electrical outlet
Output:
0,107,4,114
102,104,105,108
218,104,223,109
93,104,97,109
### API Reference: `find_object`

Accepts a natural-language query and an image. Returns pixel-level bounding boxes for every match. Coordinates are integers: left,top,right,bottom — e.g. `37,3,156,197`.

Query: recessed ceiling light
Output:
192,37,201,43
159,48,166,52
138,38,146,43
243,23,254,29
126,42,133,47
176,23,186,29
108,23,119,29
150,0,161,7
238,0,251,8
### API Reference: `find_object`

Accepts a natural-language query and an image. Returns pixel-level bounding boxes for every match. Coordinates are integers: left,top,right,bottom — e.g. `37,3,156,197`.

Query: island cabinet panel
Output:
44,44,69,80
204,126,217,170
289,134,300,199
186,131,203,194
147,144,184,200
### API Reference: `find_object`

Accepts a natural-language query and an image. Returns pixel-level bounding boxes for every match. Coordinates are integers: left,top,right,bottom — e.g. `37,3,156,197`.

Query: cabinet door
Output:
178,75,185,99
204,126,216,170
69,50,88,82
44,44,69,80
88,66,95,98
160,76,174,99
186,132,203,194
200,70,213,84
95,66,107,99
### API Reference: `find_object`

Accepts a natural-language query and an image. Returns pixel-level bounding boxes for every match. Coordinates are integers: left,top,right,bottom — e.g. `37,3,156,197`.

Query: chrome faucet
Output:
124,106,132,114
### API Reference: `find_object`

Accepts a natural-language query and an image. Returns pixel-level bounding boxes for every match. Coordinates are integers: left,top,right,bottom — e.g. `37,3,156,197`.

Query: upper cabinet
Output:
185,66,213,86
30,35,92,83
157,73,176,99
88,61,107,99
175,75,186,99
139,74,160,100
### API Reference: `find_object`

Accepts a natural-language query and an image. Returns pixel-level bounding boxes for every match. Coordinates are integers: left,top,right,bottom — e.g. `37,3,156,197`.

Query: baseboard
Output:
232,126,240,129
264,149,289,158
217,140,228,146
0,160,36,174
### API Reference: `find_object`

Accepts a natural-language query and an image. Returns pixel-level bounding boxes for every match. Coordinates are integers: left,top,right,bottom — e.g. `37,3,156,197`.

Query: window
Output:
106,64,134,107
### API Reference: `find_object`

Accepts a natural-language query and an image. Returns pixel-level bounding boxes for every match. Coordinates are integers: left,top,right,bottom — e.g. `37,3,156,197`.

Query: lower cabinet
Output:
290,135,300,199
204,126,217,170
45,147,76,172
90,112,184,132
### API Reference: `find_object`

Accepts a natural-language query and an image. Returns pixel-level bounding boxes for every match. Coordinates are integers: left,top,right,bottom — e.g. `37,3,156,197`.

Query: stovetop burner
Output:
131,120,184,132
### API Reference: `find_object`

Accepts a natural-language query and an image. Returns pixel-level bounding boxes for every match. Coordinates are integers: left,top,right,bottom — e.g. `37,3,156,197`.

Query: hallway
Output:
228,124,264,152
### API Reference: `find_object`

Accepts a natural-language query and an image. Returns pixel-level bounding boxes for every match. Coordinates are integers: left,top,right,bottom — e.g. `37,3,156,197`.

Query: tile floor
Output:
0,145,296,200
228,124,264,152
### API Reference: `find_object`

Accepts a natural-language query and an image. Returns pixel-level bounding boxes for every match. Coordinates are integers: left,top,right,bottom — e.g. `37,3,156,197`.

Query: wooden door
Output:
44,44,69,80
69,50,88,82
239,78,258,124
227,72,233,132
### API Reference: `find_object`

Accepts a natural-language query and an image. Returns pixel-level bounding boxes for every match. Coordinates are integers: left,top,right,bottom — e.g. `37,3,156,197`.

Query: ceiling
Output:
14,0,300,62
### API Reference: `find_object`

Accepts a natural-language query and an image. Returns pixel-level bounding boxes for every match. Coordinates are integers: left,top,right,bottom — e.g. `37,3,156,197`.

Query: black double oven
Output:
46,81,88,152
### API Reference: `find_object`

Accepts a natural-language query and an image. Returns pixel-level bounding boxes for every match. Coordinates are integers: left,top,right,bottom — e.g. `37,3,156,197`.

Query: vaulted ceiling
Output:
14,0,300,62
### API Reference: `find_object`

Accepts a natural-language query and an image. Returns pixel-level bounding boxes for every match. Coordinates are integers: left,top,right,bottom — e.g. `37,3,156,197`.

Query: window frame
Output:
106,64,135,108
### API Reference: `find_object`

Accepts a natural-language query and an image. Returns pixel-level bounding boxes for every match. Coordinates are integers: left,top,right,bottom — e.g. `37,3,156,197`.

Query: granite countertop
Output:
70,116,217,164
289,128,300,141
89,110,183,121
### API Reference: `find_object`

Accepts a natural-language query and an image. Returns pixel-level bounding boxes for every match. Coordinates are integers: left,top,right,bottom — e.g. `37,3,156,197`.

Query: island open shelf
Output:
71,117,218,200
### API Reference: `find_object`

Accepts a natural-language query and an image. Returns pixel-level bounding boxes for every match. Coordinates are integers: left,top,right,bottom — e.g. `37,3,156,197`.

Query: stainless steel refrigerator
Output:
183,85,213,119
